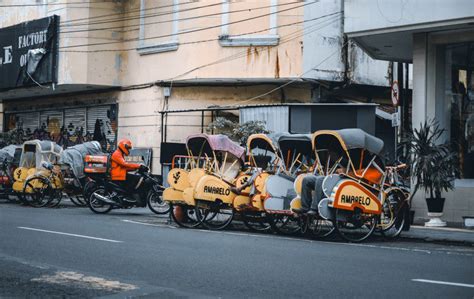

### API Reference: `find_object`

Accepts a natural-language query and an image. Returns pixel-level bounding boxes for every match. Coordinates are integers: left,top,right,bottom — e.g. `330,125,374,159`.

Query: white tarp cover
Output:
19,140,63,169
59,141,102,179
0,145,20,162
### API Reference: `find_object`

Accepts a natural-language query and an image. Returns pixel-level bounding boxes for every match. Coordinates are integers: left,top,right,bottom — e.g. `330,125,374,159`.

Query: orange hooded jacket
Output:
110,149,141,180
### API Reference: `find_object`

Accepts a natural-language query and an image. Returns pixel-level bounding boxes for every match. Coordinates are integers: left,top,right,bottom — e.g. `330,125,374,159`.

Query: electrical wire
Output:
59,12,341,53
59,1,304,34
59,1,316,49
0,1,116,7
235,41,349,105
120,15,341,91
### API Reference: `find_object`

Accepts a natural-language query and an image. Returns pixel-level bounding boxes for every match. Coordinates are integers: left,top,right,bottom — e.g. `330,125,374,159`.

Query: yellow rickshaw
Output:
307,129,388,242
163,134,248,229
12,140,63,207
261,133,313,234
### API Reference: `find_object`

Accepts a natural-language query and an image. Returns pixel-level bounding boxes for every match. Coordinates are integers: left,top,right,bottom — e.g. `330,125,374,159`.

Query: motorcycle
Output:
87,166,170,214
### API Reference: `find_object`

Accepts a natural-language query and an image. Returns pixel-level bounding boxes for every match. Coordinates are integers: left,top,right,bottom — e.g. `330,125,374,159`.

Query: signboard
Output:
0,15,59,90
391,81,399,106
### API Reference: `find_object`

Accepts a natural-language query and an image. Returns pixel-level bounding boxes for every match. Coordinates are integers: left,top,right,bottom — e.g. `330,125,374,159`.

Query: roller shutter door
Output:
13,112,39,134
86,105,117,147
40,110,63,136
64,108,86,135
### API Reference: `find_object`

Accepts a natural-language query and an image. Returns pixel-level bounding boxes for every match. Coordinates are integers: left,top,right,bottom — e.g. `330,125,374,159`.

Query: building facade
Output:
344,0,474,225
1,0,396,174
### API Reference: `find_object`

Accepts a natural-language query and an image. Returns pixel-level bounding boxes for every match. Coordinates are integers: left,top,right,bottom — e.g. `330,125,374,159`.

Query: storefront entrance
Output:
5,104,117,151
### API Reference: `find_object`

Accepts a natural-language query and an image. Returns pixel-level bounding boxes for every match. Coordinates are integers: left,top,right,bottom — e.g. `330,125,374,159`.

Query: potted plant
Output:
403,120,458,227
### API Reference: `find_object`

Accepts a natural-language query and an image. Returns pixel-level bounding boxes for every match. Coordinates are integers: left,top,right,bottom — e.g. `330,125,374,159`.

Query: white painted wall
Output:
344,0,474,35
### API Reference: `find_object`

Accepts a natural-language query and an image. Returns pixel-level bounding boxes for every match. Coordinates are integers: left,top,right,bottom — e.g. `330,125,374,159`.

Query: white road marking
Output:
122,219,176,228
18,227,123,243
412,279,474,288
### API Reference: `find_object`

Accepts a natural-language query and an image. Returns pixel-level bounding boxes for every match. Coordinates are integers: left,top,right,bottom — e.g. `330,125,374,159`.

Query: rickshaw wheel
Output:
23,177,54,208
69,195,87,207
147,189,171,215
170,204,202,228
195,201,234,230
242,213,271,232
303,216,336,239
268,214,301,235
47,190,63,208
333,209,377,243
379,190,407,239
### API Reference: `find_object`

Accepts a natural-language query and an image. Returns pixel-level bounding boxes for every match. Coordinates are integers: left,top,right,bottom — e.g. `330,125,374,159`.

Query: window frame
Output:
219,0,280,47
137,0,180,55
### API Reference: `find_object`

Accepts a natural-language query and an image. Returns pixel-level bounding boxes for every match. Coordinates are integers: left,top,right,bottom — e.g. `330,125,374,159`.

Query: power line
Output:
236,41,349,105
0,0,116,7
60,1,196,25
59,12,341,53
59,1,304,34
62,2,223,28
59,1,316,49
119,15,341,91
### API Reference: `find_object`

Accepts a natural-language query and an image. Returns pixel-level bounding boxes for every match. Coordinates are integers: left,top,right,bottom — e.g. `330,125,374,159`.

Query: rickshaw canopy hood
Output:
59,141,103,179
247,133,279,153
0,145,20,162
20,140,63,169
312,129,384,155
186,134,245,159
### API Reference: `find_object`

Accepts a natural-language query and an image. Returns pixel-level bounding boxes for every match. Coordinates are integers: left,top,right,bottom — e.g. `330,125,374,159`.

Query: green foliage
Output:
0,129,23,148
207,117,270,144
402,120,458,199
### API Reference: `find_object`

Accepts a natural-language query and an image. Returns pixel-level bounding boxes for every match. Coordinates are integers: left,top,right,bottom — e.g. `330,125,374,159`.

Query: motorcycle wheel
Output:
170,204,202,228
88,186,113,214
147,189,171,215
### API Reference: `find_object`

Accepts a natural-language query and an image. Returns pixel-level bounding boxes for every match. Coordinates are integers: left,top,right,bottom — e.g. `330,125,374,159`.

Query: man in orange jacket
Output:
111,139,147,192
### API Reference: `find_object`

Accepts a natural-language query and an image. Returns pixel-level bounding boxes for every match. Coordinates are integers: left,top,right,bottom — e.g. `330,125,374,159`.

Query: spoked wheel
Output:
170,204,202,228
241,213,271,232
47,190,63,208
69,195,87,207
23,177,54,208
333,209,377,243
88,187,113,214
147,190,171,215
268,214,301,235
380,190,408,240
195,201,234,230
304,216,336,239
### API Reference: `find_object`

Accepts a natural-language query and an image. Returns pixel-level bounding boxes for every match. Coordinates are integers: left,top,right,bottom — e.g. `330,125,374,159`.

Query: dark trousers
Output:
113,173,141,193
301,175,325,211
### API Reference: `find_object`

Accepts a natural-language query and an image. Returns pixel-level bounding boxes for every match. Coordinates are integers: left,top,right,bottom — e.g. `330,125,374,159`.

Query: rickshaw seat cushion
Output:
354,167,383,185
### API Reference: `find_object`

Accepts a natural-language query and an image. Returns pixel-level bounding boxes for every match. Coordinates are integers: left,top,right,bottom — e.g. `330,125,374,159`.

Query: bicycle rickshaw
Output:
261,133,313,234
58,141,103,206
295,128,409,242
13,140,63,207
0,145,21,201
164,134,249,229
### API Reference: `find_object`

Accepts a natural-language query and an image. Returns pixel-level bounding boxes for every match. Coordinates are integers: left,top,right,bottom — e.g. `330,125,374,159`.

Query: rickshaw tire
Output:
170,204,202,228
381,205,407,240
333,209,377,243
268,214,302,236
23,177,53,208
242,214,271,232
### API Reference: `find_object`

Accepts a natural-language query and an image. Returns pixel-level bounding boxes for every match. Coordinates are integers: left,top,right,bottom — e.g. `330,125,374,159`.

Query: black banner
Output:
0,15,59,90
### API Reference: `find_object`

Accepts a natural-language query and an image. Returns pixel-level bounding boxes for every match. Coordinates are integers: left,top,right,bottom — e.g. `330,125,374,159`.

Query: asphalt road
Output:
0,203,473,298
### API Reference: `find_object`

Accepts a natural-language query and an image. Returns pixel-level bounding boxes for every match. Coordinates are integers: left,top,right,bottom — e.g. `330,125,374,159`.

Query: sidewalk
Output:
401,225,474,246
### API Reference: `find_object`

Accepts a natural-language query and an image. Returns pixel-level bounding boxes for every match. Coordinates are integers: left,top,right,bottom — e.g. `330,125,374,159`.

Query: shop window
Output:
219,0,279,47
445,42,474,178
137,0,179,55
